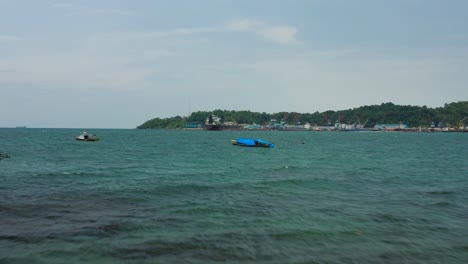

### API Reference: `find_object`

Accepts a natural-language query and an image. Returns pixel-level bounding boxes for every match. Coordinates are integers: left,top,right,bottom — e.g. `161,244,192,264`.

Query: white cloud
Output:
124,18,299,44
218,50,468,110
51,3,76,9
226,19,263,31
121,26,221,39
0,54,152,90
226,19,299,44
259,26,299,44
87,8,131,16
0,35,21,42
170,26,221,35
51,2,131,16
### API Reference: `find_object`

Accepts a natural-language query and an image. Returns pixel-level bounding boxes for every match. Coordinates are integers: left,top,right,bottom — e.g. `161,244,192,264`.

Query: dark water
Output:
1,128,467,263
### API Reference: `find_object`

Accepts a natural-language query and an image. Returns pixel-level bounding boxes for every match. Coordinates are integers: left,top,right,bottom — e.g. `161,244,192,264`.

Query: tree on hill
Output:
136,101,468,129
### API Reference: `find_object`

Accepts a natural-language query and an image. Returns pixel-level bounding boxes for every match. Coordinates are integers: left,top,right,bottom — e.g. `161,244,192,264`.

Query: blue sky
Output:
1,0,467,128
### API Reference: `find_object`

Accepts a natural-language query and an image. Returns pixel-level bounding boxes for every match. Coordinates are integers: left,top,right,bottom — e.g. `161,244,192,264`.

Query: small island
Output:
137,101,468,132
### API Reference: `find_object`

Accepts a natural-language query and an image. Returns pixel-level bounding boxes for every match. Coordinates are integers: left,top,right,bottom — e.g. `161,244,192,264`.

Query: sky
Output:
1,0,467,128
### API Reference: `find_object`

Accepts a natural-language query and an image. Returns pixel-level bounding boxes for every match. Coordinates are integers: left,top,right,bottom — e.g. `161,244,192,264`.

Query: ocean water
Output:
0,128,467,263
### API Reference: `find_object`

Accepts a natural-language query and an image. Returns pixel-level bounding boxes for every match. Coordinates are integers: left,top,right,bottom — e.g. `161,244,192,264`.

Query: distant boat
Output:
75,132,100,141
231,138,274,148
205,114,223,130
279,125,309,131
336,117,378,132
221,121,241,130
15,126,26,128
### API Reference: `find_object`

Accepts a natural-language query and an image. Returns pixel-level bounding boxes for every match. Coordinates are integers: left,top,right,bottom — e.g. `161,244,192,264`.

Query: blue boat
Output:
231,138,274,148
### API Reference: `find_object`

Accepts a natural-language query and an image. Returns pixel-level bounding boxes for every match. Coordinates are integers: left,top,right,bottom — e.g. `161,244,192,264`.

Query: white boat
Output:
75,132,100,141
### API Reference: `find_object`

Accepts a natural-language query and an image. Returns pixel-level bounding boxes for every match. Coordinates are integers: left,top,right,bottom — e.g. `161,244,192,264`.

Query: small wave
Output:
429,201,452,207
266,165,302,171
256,178,306,187
151,183,215,196
359,167,377,171
71,221,129,237
0,204,18,214
112,233,262,262
0,235,45,244
372,213,409,224
426,190,457,195
270,230,326,240
31,171,103,177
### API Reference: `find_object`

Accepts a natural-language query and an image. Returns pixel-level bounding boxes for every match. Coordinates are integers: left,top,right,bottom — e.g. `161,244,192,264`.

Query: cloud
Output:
51,3,76,9
259,26,299,44
0,54,152,90
124,18,299,44
0,16,299,91
166,26,221,36
226,19,299,44
51,2,131,16
86,8,131,16
118,26,221,39
226,19,263,31
0,35,21,42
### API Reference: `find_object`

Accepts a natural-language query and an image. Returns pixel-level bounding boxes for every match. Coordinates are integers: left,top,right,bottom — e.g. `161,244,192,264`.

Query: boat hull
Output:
232,138,274,148
205,124,223,130
75,137,99,141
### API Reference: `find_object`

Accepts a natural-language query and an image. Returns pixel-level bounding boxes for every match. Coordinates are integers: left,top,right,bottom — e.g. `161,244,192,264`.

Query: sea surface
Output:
0,128,467,263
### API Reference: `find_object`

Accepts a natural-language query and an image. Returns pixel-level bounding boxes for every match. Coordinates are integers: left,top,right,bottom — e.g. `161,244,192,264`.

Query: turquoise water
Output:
1,128,467,263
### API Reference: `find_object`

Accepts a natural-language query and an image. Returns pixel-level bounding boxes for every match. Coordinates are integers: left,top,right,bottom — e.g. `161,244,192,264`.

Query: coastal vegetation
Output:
137,101,468,129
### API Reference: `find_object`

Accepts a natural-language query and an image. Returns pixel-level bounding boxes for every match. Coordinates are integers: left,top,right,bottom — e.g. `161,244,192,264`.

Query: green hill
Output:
137,101,468,129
